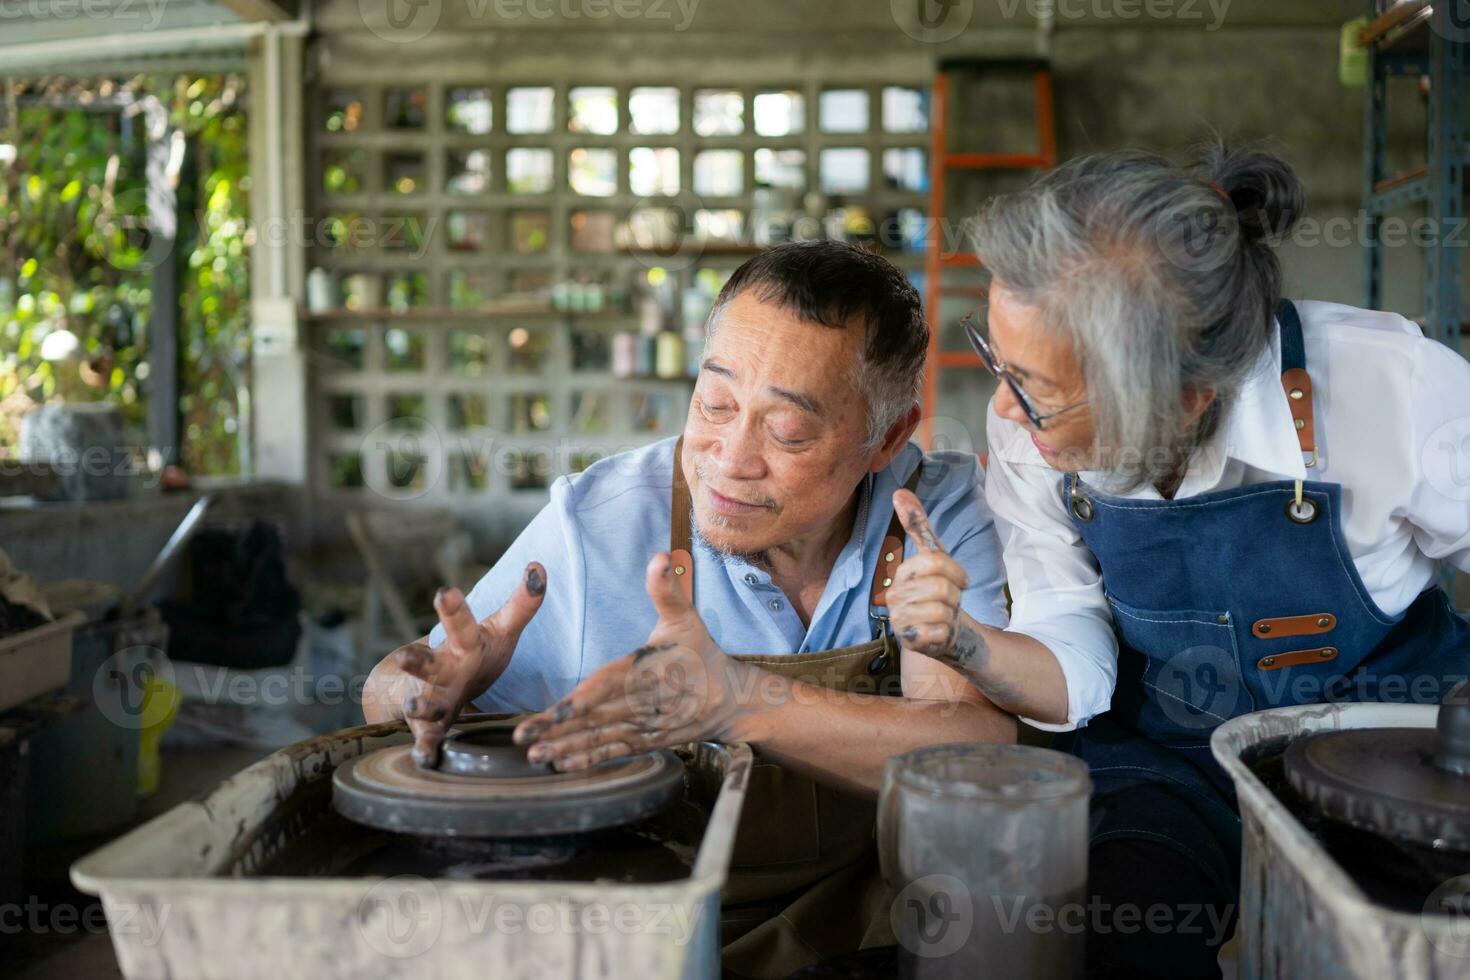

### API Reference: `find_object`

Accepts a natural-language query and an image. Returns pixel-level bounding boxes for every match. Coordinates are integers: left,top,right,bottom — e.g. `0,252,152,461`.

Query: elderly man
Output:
363,240,1012,977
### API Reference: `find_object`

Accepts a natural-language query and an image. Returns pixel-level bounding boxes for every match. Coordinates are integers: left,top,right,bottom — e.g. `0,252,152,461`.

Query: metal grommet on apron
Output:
1285,479,1318,524
1070,478,1095,522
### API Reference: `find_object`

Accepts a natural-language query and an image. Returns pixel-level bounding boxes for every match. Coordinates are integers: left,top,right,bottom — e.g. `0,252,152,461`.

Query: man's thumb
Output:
486,562,547,642
645,552,694,621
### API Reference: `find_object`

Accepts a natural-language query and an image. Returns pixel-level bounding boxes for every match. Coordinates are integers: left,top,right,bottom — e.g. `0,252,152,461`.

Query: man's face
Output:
681,291,895,557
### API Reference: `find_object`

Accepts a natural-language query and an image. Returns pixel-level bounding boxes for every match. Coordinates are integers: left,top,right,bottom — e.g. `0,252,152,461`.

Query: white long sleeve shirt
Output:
985,300,1470,731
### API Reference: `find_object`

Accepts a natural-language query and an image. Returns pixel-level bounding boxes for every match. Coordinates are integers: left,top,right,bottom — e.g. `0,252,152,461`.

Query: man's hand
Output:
887,489,969,658
387,563,547,767
511,552,744,771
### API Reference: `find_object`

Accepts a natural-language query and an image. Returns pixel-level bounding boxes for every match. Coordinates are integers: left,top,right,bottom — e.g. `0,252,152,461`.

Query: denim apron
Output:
1055,299,1470,895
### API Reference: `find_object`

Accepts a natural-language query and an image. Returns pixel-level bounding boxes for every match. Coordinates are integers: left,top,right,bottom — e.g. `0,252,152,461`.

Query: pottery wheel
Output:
1284,728,1470,851
332,720,684,838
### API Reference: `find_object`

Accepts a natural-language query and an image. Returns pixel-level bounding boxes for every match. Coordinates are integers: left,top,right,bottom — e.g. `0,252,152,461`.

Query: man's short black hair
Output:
710,240,928,441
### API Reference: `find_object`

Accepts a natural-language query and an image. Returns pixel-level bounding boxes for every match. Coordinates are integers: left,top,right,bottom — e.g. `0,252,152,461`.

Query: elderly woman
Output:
885,145,1470,977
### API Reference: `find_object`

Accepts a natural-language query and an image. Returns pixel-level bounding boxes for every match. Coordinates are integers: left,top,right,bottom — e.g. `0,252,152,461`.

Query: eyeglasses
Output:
959,302,1088,431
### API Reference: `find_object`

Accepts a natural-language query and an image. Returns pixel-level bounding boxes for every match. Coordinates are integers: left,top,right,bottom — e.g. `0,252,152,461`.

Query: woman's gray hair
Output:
971,140,1305,490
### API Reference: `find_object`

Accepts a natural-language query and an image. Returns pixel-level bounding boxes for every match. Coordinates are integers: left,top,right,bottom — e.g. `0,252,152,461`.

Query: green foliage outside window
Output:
0,75,251,476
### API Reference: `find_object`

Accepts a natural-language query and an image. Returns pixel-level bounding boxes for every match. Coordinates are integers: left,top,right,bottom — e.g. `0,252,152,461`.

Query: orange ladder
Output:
921,58,1057,448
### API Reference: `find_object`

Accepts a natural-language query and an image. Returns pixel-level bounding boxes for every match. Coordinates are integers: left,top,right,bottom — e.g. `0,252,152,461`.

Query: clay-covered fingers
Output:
888,492,971,659
484,562,548,648
392,641,456,687
512,656,626,746
894,613,959,657
433,586,484,657
525,719,654,768
893,489,946,554
891,549,969,589
887,568,965,607
554,723,703,772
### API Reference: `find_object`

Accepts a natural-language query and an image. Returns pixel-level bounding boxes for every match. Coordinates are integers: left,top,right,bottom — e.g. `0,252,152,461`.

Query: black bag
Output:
158,521,302,669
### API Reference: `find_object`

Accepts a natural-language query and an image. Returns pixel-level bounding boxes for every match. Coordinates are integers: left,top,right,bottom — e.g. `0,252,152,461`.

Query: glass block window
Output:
383,327,425,371
819,89,868,133
384,87,428,129
446,150,492,194
694,149,743,197
883,86,928,133
820,148,870,195
446,211,491,252
753,91,804,137
569,86,618,135
384,152,425,195
629,147,680,196
446,271,495,309
754,148,805,191
569,148,617,196
506,148,554,194
883,148,928,193
693,90,743,136
308,76,930,513
629,87,680,135
322,148,367,194
510,211,551,254
323,89,364,133
448,330,492,375
446,87,493,134
507,86,554,133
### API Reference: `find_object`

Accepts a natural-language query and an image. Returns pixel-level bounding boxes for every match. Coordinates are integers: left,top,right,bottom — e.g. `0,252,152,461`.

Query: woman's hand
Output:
886,489,969,658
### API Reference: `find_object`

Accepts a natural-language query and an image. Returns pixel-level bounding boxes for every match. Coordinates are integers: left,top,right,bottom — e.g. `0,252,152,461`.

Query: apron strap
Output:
1275,299,1317,470
671,437,695,601
668,437,925,613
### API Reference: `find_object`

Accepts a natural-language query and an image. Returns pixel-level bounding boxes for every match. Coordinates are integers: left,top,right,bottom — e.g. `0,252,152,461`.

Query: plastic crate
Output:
0,611,83,713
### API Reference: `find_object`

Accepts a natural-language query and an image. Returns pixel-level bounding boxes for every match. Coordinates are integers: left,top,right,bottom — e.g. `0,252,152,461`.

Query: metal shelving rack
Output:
1360,0,1467,347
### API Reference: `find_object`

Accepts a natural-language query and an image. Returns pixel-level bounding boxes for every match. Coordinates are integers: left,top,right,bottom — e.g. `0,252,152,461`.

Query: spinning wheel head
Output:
332,720,685,838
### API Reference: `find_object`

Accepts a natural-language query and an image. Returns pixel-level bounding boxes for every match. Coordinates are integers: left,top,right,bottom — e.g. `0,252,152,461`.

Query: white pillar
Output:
248,26,309,484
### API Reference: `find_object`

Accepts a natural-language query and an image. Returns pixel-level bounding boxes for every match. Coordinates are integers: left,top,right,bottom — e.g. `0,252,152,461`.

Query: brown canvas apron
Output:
668,441,919,978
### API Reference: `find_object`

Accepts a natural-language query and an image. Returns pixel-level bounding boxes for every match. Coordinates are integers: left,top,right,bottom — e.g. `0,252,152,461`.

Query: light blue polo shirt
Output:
430,436,1009,713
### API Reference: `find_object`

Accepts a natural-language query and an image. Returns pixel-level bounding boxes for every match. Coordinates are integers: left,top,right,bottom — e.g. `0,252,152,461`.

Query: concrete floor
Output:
6,744,267,980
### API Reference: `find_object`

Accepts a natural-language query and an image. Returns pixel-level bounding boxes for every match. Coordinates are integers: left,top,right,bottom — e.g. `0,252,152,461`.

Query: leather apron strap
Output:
1275,298,1317,470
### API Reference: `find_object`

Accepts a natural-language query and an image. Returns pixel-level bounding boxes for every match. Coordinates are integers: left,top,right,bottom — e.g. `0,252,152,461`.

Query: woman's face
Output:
987,280,1095,470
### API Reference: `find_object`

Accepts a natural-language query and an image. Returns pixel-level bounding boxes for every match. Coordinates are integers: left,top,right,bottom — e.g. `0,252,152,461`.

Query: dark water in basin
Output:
248,789,702,884
1245,743,1470,915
